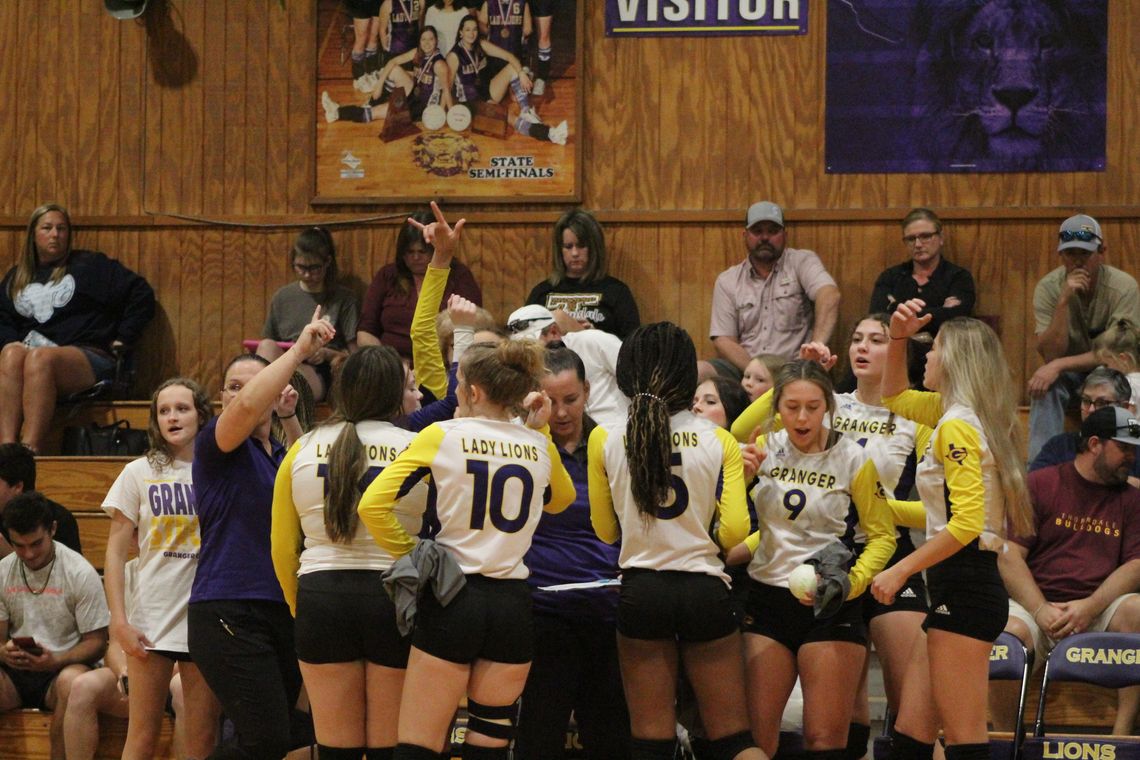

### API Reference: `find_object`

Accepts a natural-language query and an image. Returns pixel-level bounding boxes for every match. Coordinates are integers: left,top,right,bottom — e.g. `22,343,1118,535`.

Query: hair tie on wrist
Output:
635,392,663,403
278,412,297,420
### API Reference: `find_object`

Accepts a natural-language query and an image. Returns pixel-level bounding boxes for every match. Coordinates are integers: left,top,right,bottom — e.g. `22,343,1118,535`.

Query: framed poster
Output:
314,0,583,203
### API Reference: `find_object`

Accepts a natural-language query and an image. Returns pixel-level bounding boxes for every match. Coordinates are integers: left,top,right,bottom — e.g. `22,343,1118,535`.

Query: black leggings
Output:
188,599,306,760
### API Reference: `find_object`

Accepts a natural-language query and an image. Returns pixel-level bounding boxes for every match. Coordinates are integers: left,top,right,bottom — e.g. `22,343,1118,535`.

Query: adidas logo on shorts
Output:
934,604,951,615
900,589,917,599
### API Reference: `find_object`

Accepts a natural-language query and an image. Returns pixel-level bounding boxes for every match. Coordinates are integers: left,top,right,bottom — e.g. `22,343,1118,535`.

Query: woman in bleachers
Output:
187,309,334,760
0,203,155,453
102,377,222,760
872,301,1031,760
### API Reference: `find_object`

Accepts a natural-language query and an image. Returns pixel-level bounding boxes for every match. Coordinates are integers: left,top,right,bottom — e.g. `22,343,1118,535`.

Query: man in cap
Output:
994,406,1140,735
506,304,628,429
1028,214,1140,460
708,201,840,375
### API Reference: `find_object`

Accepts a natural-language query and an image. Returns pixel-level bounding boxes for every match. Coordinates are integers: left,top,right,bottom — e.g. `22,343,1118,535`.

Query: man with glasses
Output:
1028,214,1140,461
993,406,1140,735
1030,367,1140,481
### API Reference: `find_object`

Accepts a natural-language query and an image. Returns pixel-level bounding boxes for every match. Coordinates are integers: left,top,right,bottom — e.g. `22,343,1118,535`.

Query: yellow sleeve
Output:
587,425,620,545
714,427,750,550
410,265,450,400
882,389,944,430
848,459,897,599
270,441,304,616
730,388,778,442
542,426,574,515
914,423,934,459
358,424,444,558
888,499,925,530
745,530,761,554
936,418,987,546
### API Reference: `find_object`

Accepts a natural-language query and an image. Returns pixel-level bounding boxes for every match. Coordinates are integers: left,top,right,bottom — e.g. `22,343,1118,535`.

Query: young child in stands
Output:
1094,318,1140,409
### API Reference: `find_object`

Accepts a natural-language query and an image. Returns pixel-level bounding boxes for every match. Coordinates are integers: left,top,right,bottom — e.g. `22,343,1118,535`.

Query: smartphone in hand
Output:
12,636,44,656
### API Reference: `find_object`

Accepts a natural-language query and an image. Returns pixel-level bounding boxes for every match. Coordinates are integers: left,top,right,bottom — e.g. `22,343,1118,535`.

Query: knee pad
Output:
887,730,934,760
630,736,677,760
393,743,442,760
365,749,395,760
318,746,366,760
846,722,872,760
465,698,520,742
706,730,757,760
460,745,509,760
945,743,990,760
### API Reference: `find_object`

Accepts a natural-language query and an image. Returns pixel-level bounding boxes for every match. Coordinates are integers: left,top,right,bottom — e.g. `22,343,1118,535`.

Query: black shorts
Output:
617,568,738,643
861,543,929,623
295,570,409,668
530,0,554,16
413,574,533,665
343,0,381,19
742,580,867,652
924,548,1007,643
148,649,193,663
0,663,57,710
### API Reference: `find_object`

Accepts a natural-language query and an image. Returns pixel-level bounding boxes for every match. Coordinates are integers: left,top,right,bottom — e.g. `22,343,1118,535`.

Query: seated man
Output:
0,442,81,557
1028,214,1140,461
1031,367,1140,481
0,491,109,760
995,407,1140,735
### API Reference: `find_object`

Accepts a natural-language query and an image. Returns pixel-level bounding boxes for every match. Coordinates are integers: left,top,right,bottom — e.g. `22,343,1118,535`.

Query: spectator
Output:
0,491,110,760
1093,318,1140,409
1028,214,1140,461
740,354,784,403
258,227,359,403
358,211,482,360
995,406,1140,735
870,208,976,386
0,442,81,558
709,201,840,375
527,209,641,339
0,204,155,453
1029,366,1140,478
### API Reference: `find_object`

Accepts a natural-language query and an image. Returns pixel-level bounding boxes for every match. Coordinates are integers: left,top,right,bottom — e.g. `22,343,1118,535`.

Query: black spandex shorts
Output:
530,0,554,16
861,542,929,623
924,548,1007,643
343,0,381,20
617,568,738,643
742,580,867,652
0,663,56,709
295,570,409,668
148,649,193,663
413,574,533,665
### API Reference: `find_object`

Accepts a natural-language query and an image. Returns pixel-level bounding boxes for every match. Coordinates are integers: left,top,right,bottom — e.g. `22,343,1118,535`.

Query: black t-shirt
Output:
527,275,641,339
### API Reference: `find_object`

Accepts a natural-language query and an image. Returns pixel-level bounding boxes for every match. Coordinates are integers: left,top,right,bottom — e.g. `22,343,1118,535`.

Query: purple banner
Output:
606,0,808,37
824,1,1107,173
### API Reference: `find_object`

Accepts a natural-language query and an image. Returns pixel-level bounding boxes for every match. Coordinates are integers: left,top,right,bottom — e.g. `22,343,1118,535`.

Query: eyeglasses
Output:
223,382,244,394
293,262,326,274
1080,396,1118,410
902,231,939,246
1059,229,1101,244
507,317,551,334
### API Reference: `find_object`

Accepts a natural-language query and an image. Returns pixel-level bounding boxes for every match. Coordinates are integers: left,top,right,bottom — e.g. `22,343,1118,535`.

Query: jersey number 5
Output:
657,452,689,520
467,461,533,533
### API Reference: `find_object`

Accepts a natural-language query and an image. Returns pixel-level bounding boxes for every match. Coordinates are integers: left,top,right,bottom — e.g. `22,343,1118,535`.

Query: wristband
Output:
1032,603,1047,619
278,413,297,420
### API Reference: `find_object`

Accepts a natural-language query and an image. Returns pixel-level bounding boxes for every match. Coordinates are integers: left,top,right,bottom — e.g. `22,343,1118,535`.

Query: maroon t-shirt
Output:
1014,462,1140,602
358,261,482,359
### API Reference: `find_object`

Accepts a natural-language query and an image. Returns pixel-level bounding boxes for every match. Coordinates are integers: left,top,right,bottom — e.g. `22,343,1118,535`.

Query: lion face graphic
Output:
910,0,1105,171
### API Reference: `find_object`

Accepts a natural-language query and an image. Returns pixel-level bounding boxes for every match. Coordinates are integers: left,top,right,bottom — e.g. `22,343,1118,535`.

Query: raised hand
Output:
408,200,466,263
888,299,933,340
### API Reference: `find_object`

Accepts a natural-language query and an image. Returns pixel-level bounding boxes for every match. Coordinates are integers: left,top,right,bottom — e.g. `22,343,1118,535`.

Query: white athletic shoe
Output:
532,77,546,96
548,120,568,145
321,91,339,123
519,107,542,125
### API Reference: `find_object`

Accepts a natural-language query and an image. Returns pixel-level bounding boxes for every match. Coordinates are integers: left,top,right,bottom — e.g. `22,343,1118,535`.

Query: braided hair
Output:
616,322,698,519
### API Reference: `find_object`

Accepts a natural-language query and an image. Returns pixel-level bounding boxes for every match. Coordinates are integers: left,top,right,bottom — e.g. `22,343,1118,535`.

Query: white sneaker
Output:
532,77,546,96
321,91,339,123
519,107,542,125
353,73,375,92
548,120,568,145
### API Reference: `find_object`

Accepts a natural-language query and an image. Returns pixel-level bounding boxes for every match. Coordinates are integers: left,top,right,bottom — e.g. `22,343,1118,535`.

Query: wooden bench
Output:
36,456,132,573
0,709,175,760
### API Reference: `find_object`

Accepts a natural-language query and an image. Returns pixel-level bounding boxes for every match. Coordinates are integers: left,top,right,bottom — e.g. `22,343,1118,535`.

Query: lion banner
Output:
824,0,1107,173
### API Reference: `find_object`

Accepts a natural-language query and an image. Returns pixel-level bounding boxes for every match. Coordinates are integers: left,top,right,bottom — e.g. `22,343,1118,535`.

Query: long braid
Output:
616,323,698,520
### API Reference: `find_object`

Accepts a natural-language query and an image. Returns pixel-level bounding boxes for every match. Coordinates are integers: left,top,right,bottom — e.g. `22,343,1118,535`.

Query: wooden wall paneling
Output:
722,38,753,207
38,3,64,207
118,12,145,215
657,39,692,210
265,2,290,214
223,1,248,214
582,2,614,210
169,229,199,390
489,226,532,321
677,225,704,336
12,3,39,212
0,4,17,216
286,1,314,213
696,42,726,209
791,13,825,210
609,30,638,210
244,3,269,216
654,225,682,322
90,1,121,216
201,2,228,216
1002,221,1032,397
156,20,185,215
178,1,206,214
1117,4,1140,206
635,39,661,211
197,227,226,392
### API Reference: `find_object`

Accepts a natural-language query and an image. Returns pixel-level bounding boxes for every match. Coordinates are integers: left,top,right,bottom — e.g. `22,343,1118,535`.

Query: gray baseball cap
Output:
1057,214,1103,253
746,201,784,229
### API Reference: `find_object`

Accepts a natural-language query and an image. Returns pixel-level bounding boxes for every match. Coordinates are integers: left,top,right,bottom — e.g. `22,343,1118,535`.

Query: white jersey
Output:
832,392,920,496
748,430,893,597
288,421,426,575
589,410,749,583
563,330,629,430
102,457,199,652
359,417,574,579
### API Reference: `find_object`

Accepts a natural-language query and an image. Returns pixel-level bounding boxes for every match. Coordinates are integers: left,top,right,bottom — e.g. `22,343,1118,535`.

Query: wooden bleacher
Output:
3,711,174,760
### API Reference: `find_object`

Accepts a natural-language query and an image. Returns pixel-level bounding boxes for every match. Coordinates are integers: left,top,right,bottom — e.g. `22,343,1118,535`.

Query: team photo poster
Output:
314,0,582,203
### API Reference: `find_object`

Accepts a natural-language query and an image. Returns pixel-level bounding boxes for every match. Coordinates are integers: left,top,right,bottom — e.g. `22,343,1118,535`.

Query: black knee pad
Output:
807,749,848,760
465,698,520,742
846,722,871,760
887,730,934,760
318,746,365,760
460,744,509,760
945,743,990,760
394,744,443,760
631,736,677,760
706,730,757,760
365,748,395,760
